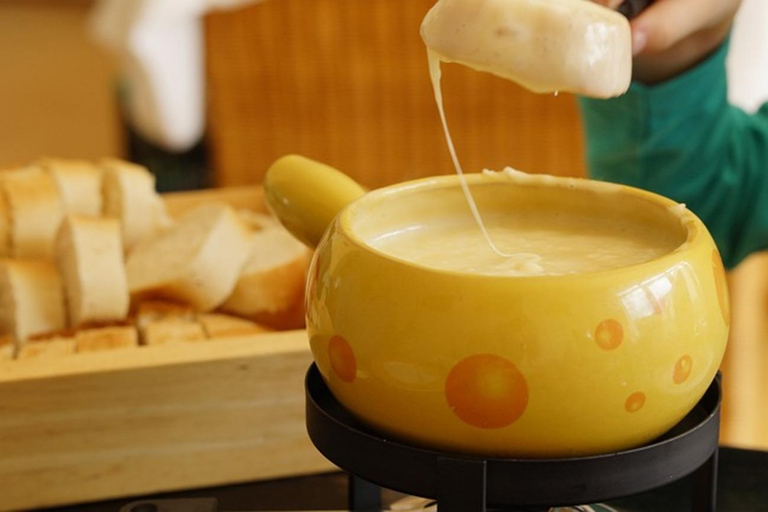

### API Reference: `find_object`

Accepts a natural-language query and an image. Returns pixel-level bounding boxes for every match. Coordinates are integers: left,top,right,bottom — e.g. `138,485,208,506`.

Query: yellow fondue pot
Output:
265,155,729,458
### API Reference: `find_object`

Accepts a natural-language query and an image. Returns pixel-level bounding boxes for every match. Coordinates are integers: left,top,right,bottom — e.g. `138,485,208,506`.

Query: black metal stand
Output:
306,365,722,512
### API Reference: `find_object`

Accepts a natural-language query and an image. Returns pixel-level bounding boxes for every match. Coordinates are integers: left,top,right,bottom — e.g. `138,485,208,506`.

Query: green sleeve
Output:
579,40,768,269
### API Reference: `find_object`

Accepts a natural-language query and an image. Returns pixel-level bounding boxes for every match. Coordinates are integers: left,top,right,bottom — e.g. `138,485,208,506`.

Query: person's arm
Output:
579,38,768,269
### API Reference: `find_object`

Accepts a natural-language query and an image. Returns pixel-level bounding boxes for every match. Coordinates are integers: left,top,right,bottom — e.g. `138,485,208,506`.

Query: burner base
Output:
306,364,721,512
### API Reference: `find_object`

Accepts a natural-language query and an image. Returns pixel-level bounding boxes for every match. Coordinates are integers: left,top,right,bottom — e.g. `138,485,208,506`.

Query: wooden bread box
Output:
0,187,334,511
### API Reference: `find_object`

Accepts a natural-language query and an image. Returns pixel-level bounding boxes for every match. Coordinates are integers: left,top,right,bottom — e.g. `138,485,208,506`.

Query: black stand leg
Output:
437,456,487,512
349,474,381,511
691,448,718,512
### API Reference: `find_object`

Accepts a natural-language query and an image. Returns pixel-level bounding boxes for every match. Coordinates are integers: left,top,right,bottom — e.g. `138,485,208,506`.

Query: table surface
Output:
722,252,768,451
41,446,768,512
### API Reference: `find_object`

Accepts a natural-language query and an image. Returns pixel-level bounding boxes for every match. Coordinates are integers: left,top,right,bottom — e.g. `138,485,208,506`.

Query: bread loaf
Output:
420,0,632,97
2,168,65,258
100,158,160,250
76,325,139,352
0,259,67,343
220,226,310,330
37,158,103,217
126,203,253,311
56,216,129,327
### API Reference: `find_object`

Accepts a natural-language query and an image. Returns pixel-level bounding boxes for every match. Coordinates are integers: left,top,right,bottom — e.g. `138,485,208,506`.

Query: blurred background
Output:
0,0,766,449
0,0,585,192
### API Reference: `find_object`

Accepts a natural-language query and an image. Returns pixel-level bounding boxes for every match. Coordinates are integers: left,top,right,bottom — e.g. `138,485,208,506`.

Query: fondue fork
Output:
618,0,655,19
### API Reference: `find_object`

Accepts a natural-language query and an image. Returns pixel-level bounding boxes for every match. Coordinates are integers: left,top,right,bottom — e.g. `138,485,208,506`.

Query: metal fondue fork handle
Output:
618,0,655,19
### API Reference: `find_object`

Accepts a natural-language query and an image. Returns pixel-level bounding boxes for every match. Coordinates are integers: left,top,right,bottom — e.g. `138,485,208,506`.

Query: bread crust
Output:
75,325,139,352
198,313,270,338
142,320,207,345
100,158,159,251
221,227,310,329
16,335,76,359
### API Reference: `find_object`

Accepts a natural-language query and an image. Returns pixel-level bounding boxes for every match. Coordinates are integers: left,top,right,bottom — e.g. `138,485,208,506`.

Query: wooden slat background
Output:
204,1,768,451
204,0,585,189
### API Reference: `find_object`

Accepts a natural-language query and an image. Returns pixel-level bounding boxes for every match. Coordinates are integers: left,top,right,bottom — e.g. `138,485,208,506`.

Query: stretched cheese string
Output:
427,49,516,258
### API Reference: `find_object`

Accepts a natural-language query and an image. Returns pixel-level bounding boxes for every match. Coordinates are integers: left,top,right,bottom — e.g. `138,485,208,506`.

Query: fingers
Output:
631,0,741,54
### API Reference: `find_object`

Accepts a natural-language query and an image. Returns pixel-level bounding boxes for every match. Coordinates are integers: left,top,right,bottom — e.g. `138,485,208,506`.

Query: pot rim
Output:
333,172,708,281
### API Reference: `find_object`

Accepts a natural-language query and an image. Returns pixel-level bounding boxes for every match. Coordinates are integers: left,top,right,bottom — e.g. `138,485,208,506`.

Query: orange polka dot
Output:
712,250,730,327
328,335,356,383
444,354,528,429
625,392,646,413
673,355,693,384
594,319,623,351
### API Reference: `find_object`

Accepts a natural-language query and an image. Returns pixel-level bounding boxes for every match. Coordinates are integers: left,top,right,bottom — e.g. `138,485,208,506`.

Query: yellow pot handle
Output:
264,155,367,247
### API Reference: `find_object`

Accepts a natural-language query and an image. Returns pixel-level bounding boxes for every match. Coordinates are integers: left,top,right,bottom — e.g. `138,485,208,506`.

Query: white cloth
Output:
727,0,768,113
90,0,259,152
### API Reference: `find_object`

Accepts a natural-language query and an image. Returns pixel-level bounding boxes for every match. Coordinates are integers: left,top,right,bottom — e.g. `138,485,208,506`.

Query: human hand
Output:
593,0,741,84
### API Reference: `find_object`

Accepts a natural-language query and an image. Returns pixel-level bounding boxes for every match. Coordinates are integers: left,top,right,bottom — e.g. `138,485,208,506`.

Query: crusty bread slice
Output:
100,158,160,251
0,259,67,342
420,0,631,98
143,319,207,346
76,325,139,352
0,334,14,360
37,157,103,217
126,203,253,311
220,226,311,330
16,335,76,360
135,300,208,345
135,300,195,331
56,216,129,327
198,313,270,338
2,167,65,258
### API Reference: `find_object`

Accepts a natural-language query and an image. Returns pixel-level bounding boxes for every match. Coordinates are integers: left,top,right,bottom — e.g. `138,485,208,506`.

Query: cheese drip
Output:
427,50,526,257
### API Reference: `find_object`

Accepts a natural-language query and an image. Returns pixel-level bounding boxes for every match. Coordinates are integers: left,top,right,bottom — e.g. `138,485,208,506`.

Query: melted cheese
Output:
427,49,513,258
370,214,678,276
417,0,666,276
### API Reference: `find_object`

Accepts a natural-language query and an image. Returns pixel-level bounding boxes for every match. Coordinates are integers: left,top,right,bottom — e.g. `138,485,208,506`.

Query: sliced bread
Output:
0,189,9,257
37,157,103,216
198,313,270,338
142,319,207,346
100,158,160,250
0,334,14,360
2,167,65,258
76,325,139,352
126,203,253,311
56,216,129,327
135,299,195,330
0,259,67,342
220,226,311,330
16,335,76,360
